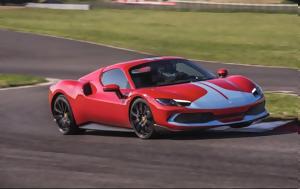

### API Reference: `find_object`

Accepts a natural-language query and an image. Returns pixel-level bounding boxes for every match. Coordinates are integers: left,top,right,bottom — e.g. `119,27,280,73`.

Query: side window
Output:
101,69,130,89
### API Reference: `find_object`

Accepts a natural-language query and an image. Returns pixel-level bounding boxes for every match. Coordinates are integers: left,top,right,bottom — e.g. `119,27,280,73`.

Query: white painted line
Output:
266,91,299,96
117,0,176,6
5,29,298,70
26,3,90,10
209,120,293,133
4,29,151,56
0,78,60,91
189,58,298,69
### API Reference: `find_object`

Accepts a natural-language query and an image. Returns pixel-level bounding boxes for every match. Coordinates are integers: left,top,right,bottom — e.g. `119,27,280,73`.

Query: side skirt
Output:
80,123,133,132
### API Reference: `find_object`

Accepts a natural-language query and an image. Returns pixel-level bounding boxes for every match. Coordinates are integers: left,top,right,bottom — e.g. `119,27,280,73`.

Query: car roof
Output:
103,56,183,72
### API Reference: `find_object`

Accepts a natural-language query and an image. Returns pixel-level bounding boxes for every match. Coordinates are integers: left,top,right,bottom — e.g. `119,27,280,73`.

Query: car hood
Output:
140,76,261,109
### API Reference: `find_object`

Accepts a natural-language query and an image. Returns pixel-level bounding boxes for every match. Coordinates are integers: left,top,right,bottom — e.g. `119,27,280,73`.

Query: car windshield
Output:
130,59,216,89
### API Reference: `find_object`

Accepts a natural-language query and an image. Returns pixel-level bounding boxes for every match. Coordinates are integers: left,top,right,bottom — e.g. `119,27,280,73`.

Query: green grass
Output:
265,92,299,119
0,74,47,88
0,8,299,68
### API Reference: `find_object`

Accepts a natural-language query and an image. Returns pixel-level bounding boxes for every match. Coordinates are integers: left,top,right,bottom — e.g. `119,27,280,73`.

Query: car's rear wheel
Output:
130,99,157,139
52,95,82,135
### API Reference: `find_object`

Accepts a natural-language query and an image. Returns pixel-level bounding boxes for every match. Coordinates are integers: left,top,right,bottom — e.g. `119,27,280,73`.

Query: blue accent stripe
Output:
188,81,259,109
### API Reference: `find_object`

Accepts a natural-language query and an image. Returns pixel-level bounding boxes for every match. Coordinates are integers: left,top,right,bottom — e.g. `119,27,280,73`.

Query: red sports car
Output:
49,57,268,139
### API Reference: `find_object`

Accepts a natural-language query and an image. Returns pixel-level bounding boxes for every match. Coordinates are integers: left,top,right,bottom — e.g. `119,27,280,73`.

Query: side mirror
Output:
217,68,228,78
103,84,120,92
103,84,125,99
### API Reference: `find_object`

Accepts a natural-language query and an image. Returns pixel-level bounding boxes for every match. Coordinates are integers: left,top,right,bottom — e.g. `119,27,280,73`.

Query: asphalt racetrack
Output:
0,29,298,188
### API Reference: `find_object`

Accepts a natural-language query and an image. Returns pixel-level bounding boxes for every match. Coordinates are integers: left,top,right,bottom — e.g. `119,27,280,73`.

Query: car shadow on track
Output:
82,119,299,140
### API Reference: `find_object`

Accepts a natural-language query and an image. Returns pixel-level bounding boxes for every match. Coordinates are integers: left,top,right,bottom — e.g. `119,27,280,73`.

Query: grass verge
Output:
0,74,47,88
265,92,299,119
0,8,299,68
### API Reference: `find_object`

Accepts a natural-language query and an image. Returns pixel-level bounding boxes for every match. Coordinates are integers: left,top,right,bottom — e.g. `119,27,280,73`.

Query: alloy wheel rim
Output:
130,102,154,137
53,99,71,132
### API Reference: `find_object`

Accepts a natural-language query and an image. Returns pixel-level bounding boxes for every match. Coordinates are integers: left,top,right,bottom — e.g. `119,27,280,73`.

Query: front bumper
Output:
156,111,269,131
150,98,269,131
168,111,269,127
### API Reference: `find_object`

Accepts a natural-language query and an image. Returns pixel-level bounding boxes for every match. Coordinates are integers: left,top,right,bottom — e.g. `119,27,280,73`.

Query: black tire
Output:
52,95,83,135
130,98,157,139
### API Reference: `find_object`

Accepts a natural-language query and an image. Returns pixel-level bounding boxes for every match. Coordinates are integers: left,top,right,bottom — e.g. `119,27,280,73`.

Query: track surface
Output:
0,30,298,188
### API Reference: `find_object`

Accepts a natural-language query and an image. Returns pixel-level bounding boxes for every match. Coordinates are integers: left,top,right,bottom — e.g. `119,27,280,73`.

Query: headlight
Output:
156,98,191,106
252,85,263,97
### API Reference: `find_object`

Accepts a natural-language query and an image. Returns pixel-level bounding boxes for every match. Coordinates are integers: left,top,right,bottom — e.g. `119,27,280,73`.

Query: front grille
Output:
216,112,245,123
216,112,245,119
247,101,265,115
173,113,214,124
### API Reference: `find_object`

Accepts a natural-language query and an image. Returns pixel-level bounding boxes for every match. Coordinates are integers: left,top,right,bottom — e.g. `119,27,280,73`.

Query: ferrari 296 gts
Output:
49,57,268,139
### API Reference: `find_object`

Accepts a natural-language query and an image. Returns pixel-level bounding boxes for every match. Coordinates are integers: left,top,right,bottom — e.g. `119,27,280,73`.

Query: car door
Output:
82,68,131,128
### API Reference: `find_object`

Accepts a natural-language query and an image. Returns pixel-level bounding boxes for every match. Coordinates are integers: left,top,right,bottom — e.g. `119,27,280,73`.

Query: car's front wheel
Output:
130,99,157,139
52,95,83,135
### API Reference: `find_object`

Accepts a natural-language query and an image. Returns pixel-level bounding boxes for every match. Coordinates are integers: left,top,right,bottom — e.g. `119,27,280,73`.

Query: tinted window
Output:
130,59,215,88
101,69,130,89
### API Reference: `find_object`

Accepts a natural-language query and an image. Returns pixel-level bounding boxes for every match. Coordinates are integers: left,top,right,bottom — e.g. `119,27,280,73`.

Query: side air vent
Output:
83,83,93,96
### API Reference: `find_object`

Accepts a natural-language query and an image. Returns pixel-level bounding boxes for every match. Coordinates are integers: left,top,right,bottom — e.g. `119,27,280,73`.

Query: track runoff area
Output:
0,29,298,188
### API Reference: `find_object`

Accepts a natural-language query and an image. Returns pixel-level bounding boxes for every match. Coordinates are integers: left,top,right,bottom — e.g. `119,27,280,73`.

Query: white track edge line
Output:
3,29,298,70
0,78,60,91
266,91,299,96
